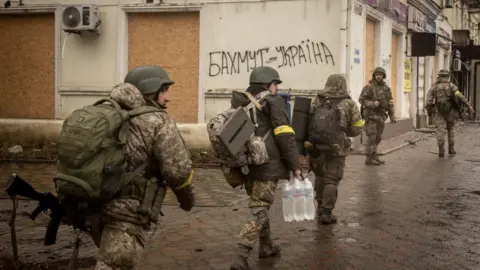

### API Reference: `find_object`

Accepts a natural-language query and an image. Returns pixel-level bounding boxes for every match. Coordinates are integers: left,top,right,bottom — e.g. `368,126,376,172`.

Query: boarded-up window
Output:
365,19,376,85
391,32,399,105
128,12,200,123
0,14,55,119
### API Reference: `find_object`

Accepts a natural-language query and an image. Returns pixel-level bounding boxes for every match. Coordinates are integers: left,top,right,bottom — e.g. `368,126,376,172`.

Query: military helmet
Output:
124,65,174,96
372,67,386,78
438,69,450,77
249,66,282,85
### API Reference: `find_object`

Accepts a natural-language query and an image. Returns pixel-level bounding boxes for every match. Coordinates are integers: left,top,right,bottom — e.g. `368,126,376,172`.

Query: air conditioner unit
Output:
61,5,100,34
453,58,462,72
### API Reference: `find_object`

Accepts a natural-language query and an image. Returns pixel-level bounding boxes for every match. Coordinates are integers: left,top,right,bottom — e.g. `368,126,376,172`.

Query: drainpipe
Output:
339,0,348,76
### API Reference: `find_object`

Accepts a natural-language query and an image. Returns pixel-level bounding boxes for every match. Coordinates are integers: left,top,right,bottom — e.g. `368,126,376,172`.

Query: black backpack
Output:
307,98,342,146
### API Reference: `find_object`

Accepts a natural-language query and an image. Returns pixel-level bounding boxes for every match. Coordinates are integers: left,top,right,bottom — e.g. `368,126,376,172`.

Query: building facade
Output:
0,0,454,130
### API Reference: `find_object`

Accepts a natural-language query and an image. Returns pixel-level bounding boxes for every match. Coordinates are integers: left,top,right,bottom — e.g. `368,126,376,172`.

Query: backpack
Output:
308,97,343,146
434,84,452,114
54,98,163,203
207,91,270,188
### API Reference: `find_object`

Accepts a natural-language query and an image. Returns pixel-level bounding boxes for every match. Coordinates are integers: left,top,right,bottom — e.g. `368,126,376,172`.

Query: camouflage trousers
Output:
309,153,346,210
95,220,147,270
364,119,385,154
239,179,278,248
433,114,455,146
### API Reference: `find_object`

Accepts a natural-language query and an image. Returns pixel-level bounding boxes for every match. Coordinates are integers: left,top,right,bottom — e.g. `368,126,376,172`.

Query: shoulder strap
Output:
128,106,165,118
93,98,122,109
244,91,271,127
123,161,149,187
245,92,263,111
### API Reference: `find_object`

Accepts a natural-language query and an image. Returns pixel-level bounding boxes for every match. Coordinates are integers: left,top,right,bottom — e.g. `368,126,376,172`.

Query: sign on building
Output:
404,58,412,93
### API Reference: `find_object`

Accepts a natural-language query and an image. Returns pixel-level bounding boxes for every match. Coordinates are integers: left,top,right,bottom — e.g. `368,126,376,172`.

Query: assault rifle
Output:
360,105,365,144
451,98,465,121
4,173,65,246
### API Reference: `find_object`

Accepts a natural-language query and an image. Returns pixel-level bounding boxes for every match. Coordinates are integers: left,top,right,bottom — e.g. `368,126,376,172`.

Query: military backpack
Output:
434,84,452,114
54,98,163,204
207,91,270,188
308,97,343,146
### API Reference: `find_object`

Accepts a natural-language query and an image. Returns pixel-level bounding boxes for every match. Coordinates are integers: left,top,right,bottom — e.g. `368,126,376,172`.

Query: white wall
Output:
347,0,365,103
203,0,344,120
347,2,408,119
3,0,344,122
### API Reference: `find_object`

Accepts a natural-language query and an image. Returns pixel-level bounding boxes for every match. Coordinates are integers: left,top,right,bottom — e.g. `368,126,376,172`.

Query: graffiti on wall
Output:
382,58,391,67
353,48,360,64
208,39,335,77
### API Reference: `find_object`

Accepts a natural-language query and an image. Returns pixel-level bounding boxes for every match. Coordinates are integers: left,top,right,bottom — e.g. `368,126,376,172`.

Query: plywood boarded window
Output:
128,12,200,123
391,32,399,105
365,19,376,85
0,14,55,119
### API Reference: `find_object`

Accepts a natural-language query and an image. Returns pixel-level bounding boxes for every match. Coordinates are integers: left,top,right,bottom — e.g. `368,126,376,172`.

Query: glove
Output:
468,106,475,115
390,116,396,123
372,101,380,108
174,185,195,212
293,168,302,179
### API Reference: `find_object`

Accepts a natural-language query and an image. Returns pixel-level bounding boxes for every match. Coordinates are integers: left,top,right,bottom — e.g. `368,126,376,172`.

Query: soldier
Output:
359,67,396,166
230,66,302,270
95,65,195,269
425,69,475,157
305,74,363,224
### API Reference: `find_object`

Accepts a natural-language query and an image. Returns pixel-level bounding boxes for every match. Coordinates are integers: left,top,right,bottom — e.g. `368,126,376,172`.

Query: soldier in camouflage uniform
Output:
94,66,195,269
359,67,396,166
230,66,302,270
305,74,363,224
425,69,475,157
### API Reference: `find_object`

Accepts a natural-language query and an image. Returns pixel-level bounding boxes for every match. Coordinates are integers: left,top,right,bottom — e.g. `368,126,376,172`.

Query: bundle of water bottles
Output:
282,177,316,222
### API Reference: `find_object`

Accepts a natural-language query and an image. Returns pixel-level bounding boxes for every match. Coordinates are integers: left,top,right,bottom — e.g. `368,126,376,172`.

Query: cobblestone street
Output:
1,125,480,269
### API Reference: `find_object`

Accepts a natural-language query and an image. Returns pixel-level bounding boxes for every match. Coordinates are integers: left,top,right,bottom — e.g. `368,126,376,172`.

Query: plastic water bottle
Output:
293,178,306,221
303,178,316,220
282,181,295,222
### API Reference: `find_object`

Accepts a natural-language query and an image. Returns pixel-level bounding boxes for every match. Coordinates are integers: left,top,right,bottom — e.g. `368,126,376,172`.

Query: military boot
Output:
316,202,323,218
230,244,251,270
319,208,337,225
258,237,281,258
449,144,456,155
373,152,385,165
438,145,445,157
365,154,381,166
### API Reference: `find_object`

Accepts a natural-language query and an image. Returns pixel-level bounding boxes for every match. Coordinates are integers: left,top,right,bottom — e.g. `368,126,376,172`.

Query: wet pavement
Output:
1,124,480,269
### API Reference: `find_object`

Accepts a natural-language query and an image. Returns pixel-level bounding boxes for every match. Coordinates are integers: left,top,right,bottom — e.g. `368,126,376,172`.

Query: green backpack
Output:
54,98,163,203
434,84,452,114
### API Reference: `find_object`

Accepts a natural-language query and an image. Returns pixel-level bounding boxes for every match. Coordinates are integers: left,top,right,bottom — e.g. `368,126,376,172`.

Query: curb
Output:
378,133,432,155
350,133,433,156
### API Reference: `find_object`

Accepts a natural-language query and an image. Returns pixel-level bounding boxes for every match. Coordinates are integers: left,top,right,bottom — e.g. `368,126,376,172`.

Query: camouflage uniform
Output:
425,69,475,157
94,67,195,270
306,74,363,224
359,67,395,165
230,67,301,270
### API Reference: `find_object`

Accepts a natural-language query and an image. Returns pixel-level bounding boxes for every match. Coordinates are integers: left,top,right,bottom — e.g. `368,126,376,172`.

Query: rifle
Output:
4,173,65,246
360,105,364,144
451,98,464,121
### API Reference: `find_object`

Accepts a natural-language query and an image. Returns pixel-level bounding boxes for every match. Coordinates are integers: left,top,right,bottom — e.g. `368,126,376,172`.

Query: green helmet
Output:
124,65,174,95
372,67,386,79
438,69,450,77
249,66,282,85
